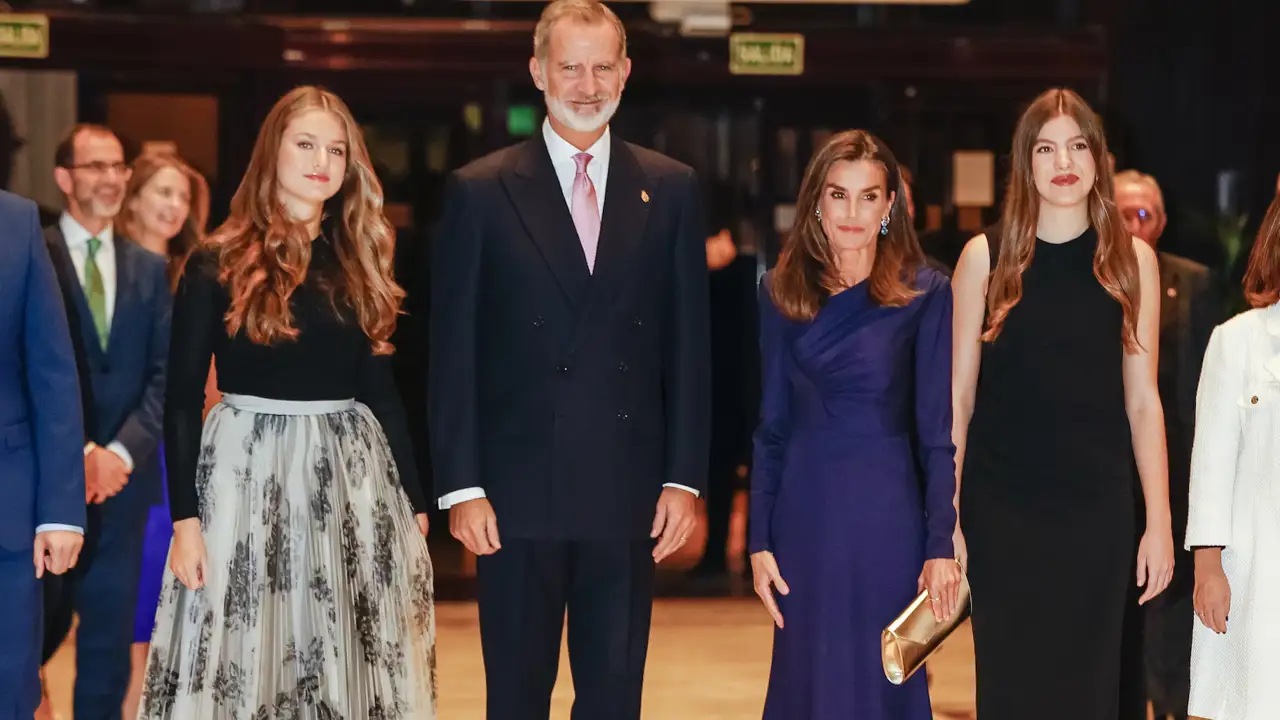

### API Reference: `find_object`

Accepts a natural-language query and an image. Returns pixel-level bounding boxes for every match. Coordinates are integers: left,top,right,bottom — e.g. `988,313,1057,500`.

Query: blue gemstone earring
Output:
880,216,890,235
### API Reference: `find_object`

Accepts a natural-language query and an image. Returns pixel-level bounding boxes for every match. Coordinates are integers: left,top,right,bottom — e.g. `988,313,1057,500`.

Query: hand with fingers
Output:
34,530,83,578
750,550,789,629
1193,547,1231,634
919,558,963,622
1136,523,1175,605
86,445,130,504
170,518,209,591
651,487,697,563
415,512,430,537
450,498,501,556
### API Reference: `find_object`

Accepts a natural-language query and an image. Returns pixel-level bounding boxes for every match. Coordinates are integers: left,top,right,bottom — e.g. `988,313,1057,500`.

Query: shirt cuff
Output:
663,483,701,498
36,524,84,535
106,441,135,472
83,442,96,456
438,487,486,510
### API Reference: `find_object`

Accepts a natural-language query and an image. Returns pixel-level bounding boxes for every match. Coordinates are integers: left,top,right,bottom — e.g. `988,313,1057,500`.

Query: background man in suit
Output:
1115,169,1220,720
429,1,710,717
41,123,171,719
0,188,85,719
692,185,759,581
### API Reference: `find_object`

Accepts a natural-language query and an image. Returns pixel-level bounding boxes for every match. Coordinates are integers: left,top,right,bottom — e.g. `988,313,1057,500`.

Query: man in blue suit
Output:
42,123,170,719
0,187,86,718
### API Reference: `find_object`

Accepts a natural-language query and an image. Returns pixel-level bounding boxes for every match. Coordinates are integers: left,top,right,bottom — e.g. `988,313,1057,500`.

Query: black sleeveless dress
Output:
960,226,1136,719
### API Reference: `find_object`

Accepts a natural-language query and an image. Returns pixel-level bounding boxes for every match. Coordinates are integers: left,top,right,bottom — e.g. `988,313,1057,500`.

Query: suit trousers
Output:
476,539,656,720
43,492,149,720
0,549,41,720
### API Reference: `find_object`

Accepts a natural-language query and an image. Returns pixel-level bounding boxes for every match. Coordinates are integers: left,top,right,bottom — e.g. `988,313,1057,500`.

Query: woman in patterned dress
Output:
137,85,436,719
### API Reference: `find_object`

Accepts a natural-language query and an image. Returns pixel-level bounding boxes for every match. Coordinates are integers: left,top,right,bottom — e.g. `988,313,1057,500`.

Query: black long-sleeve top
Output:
163,235,426,521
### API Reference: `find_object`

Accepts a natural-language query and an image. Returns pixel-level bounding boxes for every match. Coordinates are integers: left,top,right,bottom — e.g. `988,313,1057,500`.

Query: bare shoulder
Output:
1131,235,1159,272
953,233,992,288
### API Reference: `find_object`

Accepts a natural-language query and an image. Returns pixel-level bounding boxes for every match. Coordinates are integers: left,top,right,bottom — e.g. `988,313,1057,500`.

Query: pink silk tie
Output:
571,152,600,272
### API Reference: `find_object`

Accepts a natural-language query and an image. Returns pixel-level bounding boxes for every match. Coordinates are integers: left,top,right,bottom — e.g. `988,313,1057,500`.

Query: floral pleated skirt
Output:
137,394,436,719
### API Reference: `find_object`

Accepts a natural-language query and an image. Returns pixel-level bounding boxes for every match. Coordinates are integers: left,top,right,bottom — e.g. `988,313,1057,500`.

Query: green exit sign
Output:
729,33,804,76
0,14,49,59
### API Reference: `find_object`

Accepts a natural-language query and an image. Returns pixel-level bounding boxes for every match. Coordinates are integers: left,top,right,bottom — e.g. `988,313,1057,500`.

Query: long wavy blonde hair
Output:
983,88,1141,351
208,85,403,355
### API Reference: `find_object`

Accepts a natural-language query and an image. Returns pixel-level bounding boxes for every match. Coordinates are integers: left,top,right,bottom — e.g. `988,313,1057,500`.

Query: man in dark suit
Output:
0,188,86,719
1115,169,1220,720
428,2,710,717
41,123,171,719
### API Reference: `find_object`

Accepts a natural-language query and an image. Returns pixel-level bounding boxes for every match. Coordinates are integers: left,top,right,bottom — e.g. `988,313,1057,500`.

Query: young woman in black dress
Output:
950,88,1175,719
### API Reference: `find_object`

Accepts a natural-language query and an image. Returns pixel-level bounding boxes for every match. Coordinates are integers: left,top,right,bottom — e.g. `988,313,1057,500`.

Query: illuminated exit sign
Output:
0,14,49,59
729,33,804,76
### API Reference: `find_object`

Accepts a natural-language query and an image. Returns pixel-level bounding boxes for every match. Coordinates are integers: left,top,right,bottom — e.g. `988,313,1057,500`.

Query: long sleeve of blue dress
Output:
748,277,790,555
913,279,957,560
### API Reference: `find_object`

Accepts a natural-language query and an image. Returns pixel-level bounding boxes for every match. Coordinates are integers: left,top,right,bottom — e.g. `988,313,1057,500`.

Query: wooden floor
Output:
43,599,976,719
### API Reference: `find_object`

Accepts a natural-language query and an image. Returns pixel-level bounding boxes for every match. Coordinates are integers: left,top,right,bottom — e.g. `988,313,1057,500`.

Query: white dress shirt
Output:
38,215,133,537
60,212,118,331
437,121,698,509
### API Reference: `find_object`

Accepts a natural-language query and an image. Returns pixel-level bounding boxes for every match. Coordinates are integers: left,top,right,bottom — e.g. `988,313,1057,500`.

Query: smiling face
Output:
275,107,348,220
129,164,191,243
531,18,631,136
818,158,895,255
55,129,129,226
1031,113,1096,208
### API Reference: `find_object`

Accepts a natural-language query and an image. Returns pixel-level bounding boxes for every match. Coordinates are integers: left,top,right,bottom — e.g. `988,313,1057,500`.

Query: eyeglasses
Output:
66,161,131,175
1121,207,1157,224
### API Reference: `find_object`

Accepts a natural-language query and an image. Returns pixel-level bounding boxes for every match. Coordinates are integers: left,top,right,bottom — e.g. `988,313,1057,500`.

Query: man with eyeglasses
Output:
1114,169,1221,720
39,123,171,720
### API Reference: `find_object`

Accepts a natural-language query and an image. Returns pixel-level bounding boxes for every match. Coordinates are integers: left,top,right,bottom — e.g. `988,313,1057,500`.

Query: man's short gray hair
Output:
533,0,627,64
1114,169,1165,214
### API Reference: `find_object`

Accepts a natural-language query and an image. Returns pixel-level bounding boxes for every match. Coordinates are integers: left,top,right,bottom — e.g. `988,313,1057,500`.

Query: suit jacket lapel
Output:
567,139,657,355
501,136,591,306
45,227,106,364
108,236,134,356
590,137,654,301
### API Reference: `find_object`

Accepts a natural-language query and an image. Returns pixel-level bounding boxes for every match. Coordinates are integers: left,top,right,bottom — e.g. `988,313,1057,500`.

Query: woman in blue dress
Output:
749,129,962,719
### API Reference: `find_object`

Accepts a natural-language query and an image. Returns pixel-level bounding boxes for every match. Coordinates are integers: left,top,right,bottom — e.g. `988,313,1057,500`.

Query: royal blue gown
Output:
749,267,957,719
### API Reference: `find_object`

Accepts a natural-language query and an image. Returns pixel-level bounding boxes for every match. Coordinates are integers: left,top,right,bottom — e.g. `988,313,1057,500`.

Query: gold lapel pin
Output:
640,190,650,203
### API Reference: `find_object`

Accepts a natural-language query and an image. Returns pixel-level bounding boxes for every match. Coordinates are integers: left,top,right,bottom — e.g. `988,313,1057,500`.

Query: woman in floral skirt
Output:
137,85,436,719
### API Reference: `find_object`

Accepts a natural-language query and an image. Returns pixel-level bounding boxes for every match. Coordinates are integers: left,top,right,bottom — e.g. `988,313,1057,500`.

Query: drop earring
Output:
815,208,822,219
880,216,889,236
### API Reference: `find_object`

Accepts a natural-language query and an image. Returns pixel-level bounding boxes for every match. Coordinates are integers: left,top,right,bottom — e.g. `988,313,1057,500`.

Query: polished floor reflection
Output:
42,490,977,718
43,598,977,719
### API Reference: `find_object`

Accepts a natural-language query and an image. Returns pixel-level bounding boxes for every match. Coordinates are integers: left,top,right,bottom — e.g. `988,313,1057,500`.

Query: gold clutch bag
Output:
881,566,971,685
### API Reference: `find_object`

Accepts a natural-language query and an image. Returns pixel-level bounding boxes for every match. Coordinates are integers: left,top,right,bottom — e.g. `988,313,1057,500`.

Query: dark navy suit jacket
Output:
44,225,170,506
0,191,85,550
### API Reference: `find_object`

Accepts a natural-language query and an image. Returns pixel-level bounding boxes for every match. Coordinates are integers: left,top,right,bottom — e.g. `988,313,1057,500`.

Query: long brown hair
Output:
206,85,403,355
769,129,923,321
118,150,210,291
1243,195,1280,308
983,88,1141,350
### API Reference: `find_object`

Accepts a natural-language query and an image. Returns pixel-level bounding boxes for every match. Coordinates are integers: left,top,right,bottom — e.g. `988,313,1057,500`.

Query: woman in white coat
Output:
1185,195,1280,720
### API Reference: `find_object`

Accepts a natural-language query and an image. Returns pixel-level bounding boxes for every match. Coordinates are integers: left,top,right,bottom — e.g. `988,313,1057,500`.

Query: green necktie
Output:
84,236,109,350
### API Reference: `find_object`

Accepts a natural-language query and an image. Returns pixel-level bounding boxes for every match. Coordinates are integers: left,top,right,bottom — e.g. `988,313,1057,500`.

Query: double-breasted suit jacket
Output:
429,128,711,540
